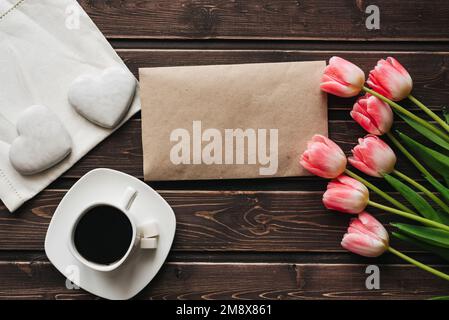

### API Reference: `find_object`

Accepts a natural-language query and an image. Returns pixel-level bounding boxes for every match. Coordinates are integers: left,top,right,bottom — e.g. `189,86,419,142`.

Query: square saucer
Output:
44,168,176,300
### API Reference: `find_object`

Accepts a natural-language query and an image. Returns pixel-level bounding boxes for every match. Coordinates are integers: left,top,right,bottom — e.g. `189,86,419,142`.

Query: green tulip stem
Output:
408,95,449,134
392,169,449,215
388,247,449,282
362,86,449,143
345,169,413,214
368,200,449,232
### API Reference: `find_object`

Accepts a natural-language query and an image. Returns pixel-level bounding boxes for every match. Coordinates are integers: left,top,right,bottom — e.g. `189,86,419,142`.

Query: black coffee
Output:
74,205,133,265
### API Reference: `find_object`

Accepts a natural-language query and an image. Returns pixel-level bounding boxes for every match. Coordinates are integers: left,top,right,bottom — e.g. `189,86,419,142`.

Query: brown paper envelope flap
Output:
139,61,327,181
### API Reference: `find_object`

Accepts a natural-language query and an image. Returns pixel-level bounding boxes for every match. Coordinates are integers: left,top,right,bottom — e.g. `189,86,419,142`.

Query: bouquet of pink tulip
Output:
301,56,449,283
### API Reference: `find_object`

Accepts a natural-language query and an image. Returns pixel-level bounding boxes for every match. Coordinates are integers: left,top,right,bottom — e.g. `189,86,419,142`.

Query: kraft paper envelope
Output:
139,61,327,181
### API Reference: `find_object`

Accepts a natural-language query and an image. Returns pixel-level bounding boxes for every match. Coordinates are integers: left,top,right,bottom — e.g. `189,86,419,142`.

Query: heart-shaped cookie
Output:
68,67,136,129
9,105,72,176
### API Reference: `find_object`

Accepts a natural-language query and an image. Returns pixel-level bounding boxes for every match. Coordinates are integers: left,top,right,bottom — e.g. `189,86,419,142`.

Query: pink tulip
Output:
341,212,389,257
320,56,366,97
349,135,397,177
367,57,413,101
323,175,369,214
350,94,393,135
300,135,347,179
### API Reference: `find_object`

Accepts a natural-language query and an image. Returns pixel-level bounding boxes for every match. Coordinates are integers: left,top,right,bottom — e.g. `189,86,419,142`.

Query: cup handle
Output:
120,187,138,211
138,221,159,249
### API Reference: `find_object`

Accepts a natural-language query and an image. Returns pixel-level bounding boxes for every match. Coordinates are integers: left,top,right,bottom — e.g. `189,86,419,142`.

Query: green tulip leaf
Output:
436,210,449,226
384,174,441,222
425,175,449,205
397,131,449,178
391,223,449,248
429,296,449,300
393,231,449,263
395,111,449,151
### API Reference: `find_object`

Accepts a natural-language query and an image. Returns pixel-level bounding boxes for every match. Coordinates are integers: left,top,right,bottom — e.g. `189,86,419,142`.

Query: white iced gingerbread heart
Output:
68,67,136,128
9,105,72,175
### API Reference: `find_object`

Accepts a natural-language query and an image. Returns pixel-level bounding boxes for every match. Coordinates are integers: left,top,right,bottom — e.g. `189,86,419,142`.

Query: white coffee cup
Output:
68,186,159,272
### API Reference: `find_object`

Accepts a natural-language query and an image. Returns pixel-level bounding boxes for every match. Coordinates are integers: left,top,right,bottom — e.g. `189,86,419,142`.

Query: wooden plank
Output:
0,189,433,252
0,251,445,265
62,119,443,179
79,1,449,41
118,49,449,109
1,261,448,299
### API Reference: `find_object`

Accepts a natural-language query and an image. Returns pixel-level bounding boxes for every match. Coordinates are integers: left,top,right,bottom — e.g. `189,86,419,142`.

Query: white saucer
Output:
44,168,176,300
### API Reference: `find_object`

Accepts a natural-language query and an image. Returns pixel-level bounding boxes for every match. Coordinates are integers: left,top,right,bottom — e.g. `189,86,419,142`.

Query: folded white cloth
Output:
0,0,140,212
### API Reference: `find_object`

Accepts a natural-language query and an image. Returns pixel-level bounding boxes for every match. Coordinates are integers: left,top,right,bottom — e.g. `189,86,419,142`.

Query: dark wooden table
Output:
1,0,449,300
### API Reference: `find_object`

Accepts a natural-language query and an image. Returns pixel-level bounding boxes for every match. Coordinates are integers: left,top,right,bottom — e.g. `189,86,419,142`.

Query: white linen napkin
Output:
0,0,140,212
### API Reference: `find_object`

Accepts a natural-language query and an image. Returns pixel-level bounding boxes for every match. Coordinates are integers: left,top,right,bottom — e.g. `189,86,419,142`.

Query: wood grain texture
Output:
0,189,431,252
117,49,449,109
1,261,449,300
79,0,449,41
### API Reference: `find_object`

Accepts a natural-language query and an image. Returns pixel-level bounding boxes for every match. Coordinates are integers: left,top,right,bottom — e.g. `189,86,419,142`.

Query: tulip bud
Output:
323,175,369,214
320,56,366,98
341,212,389,257
351,94,393,135
349,135,397,177
300,135,347,179
367,57,413,101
